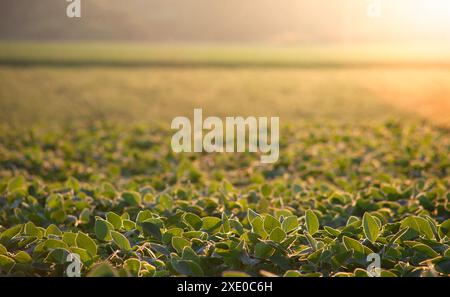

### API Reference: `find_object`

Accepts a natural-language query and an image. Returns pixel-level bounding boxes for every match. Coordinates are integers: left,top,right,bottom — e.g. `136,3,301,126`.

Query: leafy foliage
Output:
0,120,449,277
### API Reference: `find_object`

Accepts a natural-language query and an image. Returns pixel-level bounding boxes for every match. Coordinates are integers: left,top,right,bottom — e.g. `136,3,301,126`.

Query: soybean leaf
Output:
124,258,141,276
110,231,131,251
122,191,141,206
363,213,380,243
251,216,268,239
106,212,122,230
400,216,435,240
255,242,275,259
281,216,299,233
172,260,204,277
438,219,450,239
76,232,97,257
305,210,319,235
7,176,25,192
87,263,117,277
142,221,162,240
0,255,15,272
95,219,112,241
201,217,222,234
269,227,287,243
264,214,281,234
343,236,365,255
183,213,202,230
172,236,190,254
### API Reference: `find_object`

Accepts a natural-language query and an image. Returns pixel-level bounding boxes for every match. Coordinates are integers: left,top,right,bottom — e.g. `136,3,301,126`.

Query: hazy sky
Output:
1,0,450,44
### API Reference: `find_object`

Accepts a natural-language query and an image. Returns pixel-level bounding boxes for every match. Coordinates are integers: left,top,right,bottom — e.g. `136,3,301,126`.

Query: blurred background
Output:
0,0,450,127
1,0,450,44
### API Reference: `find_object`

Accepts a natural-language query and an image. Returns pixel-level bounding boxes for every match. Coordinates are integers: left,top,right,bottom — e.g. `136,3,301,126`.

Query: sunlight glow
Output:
387,0,450,32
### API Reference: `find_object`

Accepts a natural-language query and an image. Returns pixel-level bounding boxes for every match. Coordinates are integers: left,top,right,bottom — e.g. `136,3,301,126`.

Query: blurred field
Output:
1,42,450,128
0,42,449,277
2,42,450,68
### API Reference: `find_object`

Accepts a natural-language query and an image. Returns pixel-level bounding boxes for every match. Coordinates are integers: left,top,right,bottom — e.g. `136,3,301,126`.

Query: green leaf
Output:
380,270,397,277
7,175,25,192
438,219,450,239
388,227,409,246
135,211,153,232
95,219,112,241
263,214,280,234
24,222,40,237
304,231,318,250
76,232,97,256
305,210,319,235
0,225,23,244
162,228,183,245
254,242,275,259
141,221,162,240
269,227,286,242
122,191,141,206
183,213,202,230
45,224,62,237
283,270,302,277
251,216,268,238
354,268,369,277
159,194,173,211
124,258,141,276
87,263,117,277
44,239,69,249
221,212,230,233
261,184,272,197
342,236,365,254
247,209,260,222
123,219,135,231
0,254,15,272
181,246,200,265
0,244,7,255
110,231,131,251
70,247,92,264
433,257,450,274
13,251,32,264
324,226,340,237
172,236,190,254
45,248,70,264
363,213,380,243
62,232,77,246
172,260,204,277
400,216,435,240
281,216,299,233
79,208,91,224
136,210,153,224
444,248,450,258
201,217,222,233
222,270,250,277
222,271,251,277
106,212,122,230
66,177,80,193
346,216,360,226
307,249,323,263
412,243,439,258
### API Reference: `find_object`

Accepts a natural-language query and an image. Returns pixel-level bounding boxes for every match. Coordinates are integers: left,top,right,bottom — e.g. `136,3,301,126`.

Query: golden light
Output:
384,0,450,40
